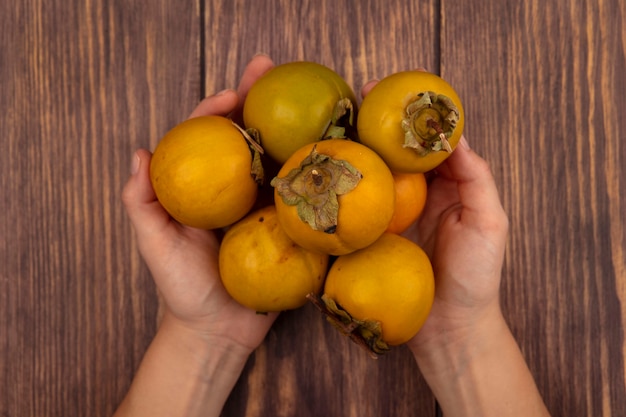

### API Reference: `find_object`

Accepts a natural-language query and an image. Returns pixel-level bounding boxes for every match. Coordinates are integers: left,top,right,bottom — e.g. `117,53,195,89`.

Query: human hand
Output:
361,76,551,417
122,54,278,355
360,78,509,353
405,135,509,352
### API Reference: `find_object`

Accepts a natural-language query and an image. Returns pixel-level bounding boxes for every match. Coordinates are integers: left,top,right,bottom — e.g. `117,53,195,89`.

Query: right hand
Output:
121,54,278,355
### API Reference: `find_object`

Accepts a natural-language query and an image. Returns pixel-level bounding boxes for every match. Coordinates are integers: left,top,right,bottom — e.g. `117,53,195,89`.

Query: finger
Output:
437,137,507,225
187,89,240,119
361,79,379,98
121,149,172,243
230,54,275,121
236,53,274,98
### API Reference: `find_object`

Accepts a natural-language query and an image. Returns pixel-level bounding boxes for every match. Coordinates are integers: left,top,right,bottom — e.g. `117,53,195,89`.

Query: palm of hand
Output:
143,219,277,352
403,148,509,349
123,54,278,353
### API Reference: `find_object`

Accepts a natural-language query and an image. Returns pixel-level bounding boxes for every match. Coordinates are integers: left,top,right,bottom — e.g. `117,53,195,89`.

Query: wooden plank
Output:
12,0,623,415
441,0,626,416
204,0,440,100
203,0,440,416
0,0,200,416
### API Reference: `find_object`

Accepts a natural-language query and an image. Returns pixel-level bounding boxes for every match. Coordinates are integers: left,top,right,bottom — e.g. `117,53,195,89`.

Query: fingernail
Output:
361,79,380,97
253,52,270,58
131,152,141,175
459,136,470,150
215,88,232,96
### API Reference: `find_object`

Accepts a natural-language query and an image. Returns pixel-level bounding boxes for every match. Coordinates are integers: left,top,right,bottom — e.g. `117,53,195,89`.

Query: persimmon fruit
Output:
243,61,357,164
219,205,329,312
386,172,428,234
322,233,435,353
271,139,395,256
357,70,464,173
150,115,258,229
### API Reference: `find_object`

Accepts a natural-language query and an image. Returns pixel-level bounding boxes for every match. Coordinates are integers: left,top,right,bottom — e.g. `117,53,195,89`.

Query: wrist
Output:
159,311,253,367
408,302,507,376
115,312,252,417
407,304,550,416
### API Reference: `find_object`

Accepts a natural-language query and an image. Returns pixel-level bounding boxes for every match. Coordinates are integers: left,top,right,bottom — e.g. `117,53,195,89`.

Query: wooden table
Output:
1,0,624,415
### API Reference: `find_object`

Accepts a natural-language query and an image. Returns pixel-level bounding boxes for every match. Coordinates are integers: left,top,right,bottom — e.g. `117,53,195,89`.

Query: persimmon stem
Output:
426,119,452,152
306,293,380,359
402,91,459,155
233,123,264,154
311,169,323,186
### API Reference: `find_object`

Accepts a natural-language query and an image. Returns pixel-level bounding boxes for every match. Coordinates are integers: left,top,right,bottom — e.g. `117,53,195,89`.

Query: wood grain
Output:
441,1,626,416
1,0,624,416
203,0,440,100
0,0,200,415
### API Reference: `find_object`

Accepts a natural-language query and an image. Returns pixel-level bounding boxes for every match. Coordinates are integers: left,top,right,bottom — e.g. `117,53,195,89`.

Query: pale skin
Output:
115,54,550,417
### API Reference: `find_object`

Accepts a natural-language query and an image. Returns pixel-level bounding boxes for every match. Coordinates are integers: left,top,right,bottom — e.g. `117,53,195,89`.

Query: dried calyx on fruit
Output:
307,293,390,359
401,91,460,156
231,122,265,185
322,97,355,139
271,145,362,234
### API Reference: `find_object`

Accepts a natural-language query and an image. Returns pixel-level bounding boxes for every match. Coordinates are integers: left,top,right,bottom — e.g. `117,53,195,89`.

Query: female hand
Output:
361,77,549,417
405,136,509,352
122,54,278,354
361,77,508,352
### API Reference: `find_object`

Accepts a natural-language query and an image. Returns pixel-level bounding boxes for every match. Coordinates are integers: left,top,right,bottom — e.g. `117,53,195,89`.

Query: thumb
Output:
437,137,505,219
122,149,172,244
436,137,509,243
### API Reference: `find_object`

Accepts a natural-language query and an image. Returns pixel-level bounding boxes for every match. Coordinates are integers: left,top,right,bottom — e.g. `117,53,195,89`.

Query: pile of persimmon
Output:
148,61,464,356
